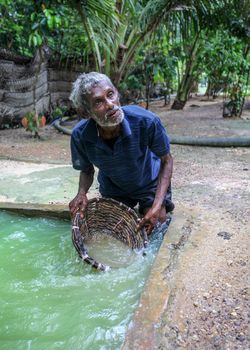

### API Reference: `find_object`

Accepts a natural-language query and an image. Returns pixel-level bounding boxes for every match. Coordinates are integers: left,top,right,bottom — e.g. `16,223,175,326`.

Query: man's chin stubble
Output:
94,109,124,127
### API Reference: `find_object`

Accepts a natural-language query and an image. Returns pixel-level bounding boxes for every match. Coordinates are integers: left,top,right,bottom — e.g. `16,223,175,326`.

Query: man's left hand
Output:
137,205,166,235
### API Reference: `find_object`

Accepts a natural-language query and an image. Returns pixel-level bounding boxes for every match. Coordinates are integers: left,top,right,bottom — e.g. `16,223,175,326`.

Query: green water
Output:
0,211,163,350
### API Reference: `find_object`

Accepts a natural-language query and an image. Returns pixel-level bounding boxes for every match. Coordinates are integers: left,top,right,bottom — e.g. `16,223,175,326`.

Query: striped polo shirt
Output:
71,105,170,197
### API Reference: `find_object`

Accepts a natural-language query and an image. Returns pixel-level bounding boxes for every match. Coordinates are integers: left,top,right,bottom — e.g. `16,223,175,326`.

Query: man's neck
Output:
97,124,121,139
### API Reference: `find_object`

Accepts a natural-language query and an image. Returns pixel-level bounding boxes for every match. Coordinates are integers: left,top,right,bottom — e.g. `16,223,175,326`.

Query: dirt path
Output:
0,97,249,349
157,146,249,349
153,99,249,349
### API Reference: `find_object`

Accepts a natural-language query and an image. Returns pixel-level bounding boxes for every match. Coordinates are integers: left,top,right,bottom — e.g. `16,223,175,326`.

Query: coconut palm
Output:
70,0,229,84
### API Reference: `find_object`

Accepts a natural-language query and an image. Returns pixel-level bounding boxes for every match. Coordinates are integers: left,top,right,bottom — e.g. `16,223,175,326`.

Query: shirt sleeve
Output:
70,131,94,171
148,116,170,157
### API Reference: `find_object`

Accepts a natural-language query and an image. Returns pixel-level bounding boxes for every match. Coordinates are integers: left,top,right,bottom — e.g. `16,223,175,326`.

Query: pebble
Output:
203,292,210,299
192,334,199,341
212,335,221,343
236,335,245,342
177,335,184,344
217,231,232,240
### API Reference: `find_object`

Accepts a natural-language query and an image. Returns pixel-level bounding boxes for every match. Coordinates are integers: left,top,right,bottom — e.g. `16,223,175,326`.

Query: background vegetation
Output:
0,0,249,120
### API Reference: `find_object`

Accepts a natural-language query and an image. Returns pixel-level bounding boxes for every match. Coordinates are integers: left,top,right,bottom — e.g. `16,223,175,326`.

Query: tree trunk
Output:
223,44,249,118
32,47,44,137
145,80,150,110
190,80,199,94
171,32,201,110
205,79,212,98
171,70,197,110
171,99,186,110
163,83,171,106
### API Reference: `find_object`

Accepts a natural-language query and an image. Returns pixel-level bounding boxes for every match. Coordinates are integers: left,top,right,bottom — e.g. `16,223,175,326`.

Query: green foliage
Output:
224,88,245,117
0,0,66,55
0,0,249,116
199,22,249,117
204,33,239,76
28,4,63,48
51,106,67,120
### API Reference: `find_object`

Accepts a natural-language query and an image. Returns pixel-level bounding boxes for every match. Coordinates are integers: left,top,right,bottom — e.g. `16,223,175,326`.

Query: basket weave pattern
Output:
72,197,148,271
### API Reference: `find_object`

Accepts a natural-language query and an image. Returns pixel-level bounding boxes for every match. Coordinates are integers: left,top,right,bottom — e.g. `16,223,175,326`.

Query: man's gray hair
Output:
70,72,114,112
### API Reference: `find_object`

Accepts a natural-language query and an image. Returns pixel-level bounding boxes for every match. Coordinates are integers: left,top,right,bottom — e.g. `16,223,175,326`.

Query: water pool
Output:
0,211,165,350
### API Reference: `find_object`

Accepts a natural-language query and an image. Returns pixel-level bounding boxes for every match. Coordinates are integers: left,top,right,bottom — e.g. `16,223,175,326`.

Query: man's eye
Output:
108,91,114,97
95,100,102,106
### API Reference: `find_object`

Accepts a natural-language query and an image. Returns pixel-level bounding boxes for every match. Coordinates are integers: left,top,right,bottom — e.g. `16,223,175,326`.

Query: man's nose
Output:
105,98,114,109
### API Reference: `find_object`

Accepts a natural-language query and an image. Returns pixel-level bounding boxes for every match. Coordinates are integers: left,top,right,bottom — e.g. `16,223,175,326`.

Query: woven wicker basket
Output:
72,197,148,271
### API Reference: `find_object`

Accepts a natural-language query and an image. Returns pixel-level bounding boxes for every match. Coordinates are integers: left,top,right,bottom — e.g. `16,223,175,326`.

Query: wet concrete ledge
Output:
0,202,70,220
122,211,185,350
0,155,70,165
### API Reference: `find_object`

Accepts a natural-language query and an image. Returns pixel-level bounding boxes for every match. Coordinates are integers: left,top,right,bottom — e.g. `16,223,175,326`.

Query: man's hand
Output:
137,205,166,235
69,190,88,219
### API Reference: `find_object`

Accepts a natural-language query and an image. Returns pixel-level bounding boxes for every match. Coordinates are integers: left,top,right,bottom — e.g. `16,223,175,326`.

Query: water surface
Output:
0,211,165,350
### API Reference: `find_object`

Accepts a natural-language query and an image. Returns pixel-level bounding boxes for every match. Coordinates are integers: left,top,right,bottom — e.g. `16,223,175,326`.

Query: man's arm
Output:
69,167,95,218
138,153,173,233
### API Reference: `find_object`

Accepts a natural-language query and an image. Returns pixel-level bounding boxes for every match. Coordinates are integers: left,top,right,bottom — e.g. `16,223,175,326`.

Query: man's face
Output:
87,80,124,127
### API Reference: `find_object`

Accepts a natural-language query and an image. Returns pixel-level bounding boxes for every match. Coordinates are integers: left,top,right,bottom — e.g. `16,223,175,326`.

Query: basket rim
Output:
71,197,148,271
86,197,139,219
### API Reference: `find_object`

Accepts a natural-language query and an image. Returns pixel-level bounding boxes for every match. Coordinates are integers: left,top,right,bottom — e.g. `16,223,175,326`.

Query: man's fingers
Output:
137,218,155,235
137,217,146,231
137,207,167,233
77,201,88,219
79,209,85,219
70,204,78,216
159,215,166,223
159,206,167,223
144,223,154,235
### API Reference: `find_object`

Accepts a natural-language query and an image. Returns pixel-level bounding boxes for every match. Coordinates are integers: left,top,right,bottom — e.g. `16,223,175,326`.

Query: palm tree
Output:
70,0,229,85
66,0,119,71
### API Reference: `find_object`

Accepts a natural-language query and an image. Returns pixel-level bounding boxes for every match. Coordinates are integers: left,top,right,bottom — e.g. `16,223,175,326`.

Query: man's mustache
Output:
105,107,121,120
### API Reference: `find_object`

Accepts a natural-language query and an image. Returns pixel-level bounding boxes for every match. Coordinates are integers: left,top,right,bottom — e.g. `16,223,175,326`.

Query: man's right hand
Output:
69,190,88,219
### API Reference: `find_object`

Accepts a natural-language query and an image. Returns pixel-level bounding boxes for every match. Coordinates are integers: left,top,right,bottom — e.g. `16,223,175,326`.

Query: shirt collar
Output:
121,110,132,138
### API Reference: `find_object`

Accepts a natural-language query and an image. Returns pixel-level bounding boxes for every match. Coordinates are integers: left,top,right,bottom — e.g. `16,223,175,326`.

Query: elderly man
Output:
69,72,174,234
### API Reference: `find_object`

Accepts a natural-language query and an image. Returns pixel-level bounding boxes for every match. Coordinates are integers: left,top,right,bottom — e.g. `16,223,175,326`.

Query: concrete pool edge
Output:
122,212,184,350
0,202,70,220
0,202,184,349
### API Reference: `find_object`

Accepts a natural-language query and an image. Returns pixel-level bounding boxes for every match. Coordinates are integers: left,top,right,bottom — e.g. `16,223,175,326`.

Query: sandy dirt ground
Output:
0,97,249,349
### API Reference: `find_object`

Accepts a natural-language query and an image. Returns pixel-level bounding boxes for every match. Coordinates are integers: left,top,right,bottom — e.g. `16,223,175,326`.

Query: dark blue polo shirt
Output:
71,105,170,198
